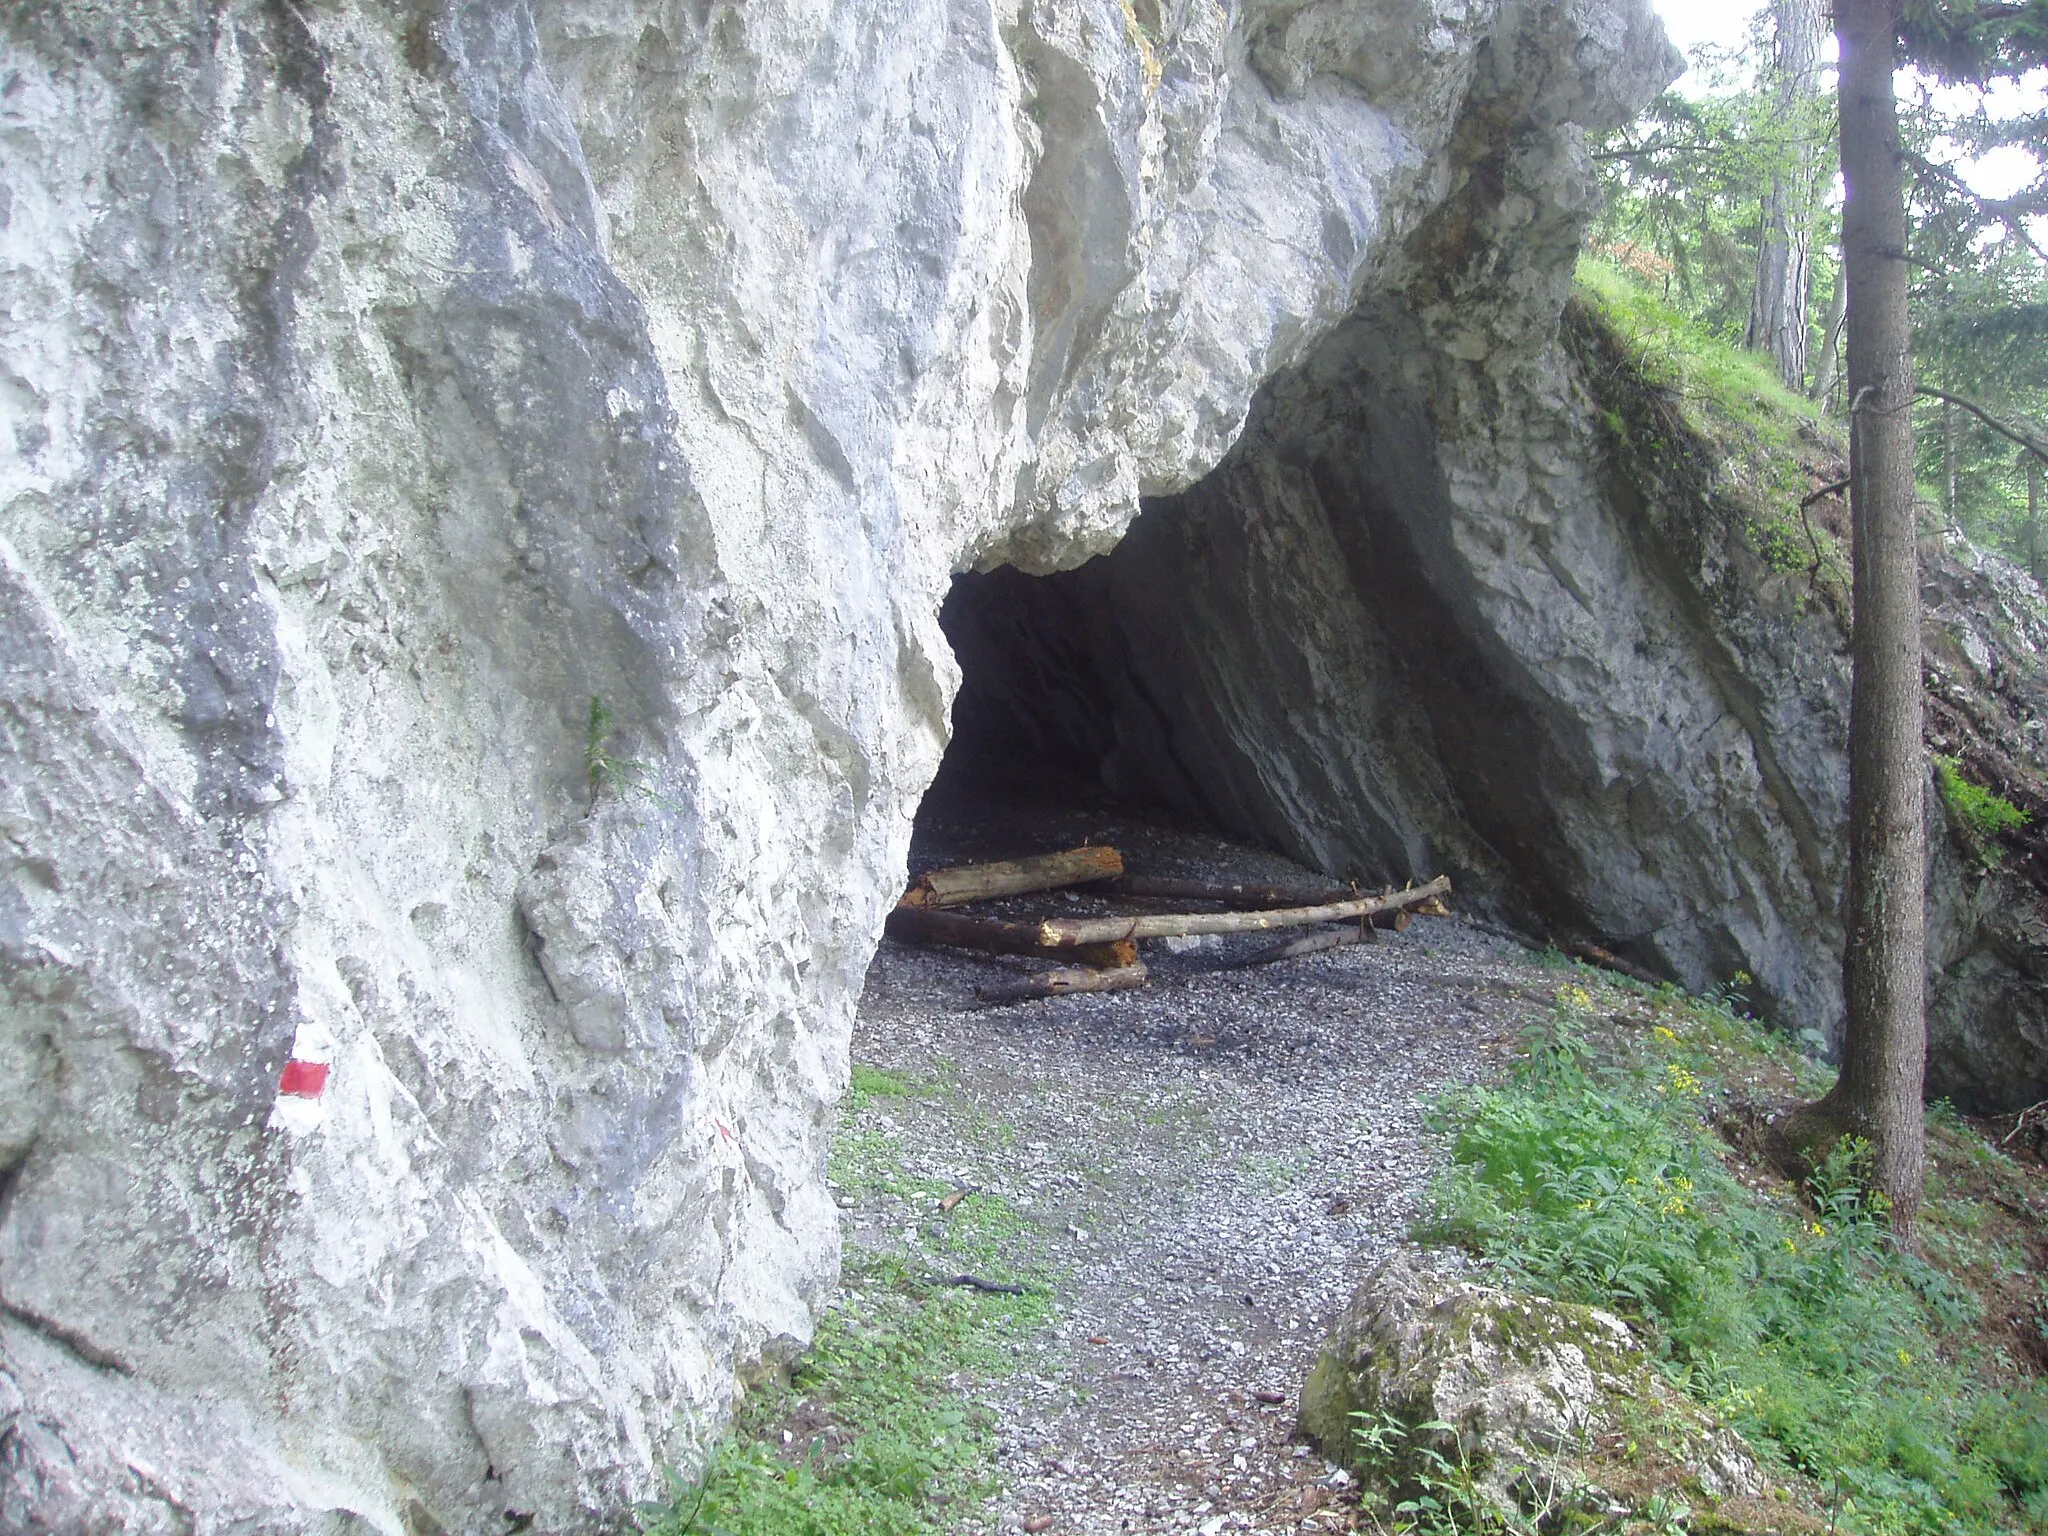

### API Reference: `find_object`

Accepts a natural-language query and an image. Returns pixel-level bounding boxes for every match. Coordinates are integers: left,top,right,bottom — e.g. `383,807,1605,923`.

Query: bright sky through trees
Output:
1649,0,2044,211
1650,1,1752,62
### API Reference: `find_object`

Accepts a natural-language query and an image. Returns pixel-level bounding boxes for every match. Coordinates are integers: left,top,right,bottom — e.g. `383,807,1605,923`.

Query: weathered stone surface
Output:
1300,1257,1764,1518
0,0,1674,1530
941,53,2048,1107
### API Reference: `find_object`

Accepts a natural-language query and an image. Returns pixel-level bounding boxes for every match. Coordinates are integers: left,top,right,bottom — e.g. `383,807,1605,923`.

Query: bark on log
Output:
1218,925,1373,969
975,964,1150,1006
1565,941,1664,988
1028,876,1453,948
899,846,1123,908
884,906,1137,968
1106,875,1352,909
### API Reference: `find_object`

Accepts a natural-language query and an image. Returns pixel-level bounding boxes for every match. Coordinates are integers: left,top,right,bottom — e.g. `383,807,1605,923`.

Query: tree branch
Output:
1905,150,2048,262
1914,384,2048,462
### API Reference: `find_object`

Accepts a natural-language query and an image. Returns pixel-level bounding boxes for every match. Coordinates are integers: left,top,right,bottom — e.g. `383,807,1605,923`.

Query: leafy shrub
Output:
1422,999,2045,1535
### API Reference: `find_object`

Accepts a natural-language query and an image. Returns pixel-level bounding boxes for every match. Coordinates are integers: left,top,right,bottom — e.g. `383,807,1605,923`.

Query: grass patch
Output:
1935,754,2030,865
1420,987,2048,1536
648,1059,1054,1535
1574,258,1842,590
1574,258,1819,449
640,1257,1049,1536
847,1063,923,1111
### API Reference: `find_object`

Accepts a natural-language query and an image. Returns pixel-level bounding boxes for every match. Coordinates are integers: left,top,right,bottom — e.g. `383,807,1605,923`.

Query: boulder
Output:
1299,1257,1765,1523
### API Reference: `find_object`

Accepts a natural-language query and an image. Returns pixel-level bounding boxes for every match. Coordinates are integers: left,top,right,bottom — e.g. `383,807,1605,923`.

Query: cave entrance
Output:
914,546,1233,874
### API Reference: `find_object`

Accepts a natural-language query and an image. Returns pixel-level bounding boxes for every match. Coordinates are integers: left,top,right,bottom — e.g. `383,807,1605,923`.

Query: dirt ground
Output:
844,781,1568,1534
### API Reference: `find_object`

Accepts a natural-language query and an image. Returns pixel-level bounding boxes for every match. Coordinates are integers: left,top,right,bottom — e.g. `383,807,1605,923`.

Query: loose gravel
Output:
844,783,1565,1534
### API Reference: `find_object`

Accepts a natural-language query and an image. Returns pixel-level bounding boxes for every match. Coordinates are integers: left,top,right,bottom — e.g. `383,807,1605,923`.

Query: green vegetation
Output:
1591,13,2048,580
1934,754,2030,861
846,1063,921,1112
640,1258,1048,1536
583,695,685,814
1576,258,1820,450
1350,1409,1587,1536
1574,258,1839,587
1421,983,2048,1536
650,1059,1050,1535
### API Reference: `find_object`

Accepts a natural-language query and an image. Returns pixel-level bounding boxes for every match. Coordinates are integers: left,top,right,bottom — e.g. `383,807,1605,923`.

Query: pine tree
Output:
1747,0,1828,389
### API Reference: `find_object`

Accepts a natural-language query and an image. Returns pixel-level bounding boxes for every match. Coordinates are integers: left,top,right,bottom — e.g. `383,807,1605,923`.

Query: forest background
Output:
1626,0,2048,578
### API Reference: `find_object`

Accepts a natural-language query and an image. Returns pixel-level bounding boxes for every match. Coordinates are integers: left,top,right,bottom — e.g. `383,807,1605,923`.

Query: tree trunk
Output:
1942,398,1958,529
1817,0,1928,1239
1747,0,1826,390
2029,454,2042,580
1811,262,1848,406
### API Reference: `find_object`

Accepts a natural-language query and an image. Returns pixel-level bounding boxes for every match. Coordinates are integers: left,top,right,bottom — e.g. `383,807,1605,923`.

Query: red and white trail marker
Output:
278,1059,331,1099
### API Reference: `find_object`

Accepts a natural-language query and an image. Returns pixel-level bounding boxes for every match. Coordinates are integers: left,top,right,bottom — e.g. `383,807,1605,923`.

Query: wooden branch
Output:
1913,385,2048,464
1800,477,1850,508
1106,874,1352,909
974,963,1149,1006
922,1273,1031,1295
884,906,1137,968
1565,941,1664,988
1028,875,1452,948
900,846,1123,909
1217,925,1374,970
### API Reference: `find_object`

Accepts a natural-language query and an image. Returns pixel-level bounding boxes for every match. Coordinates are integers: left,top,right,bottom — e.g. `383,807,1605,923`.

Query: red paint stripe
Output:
278,1059,330,1098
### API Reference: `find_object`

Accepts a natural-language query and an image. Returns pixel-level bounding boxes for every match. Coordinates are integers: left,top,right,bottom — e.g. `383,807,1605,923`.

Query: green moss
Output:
1934,754,2030,860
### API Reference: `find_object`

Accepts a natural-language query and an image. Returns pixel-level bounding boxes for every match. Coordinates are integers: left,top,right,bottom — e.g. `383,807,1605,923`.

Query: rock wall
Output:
942,96,2048,1110
0,0,1674,1529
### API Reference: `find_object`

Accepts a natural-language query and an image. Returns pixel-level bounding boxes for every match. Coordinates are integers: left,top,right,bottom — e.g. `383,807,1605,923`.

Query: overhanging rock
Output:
0,1,1675,1529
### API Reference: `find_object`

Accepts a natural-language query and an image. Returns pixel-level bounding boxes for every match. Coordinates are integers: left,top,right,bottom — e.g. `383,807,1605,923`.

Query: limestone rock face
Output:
0,0,1673,1530
940,52,2048,1105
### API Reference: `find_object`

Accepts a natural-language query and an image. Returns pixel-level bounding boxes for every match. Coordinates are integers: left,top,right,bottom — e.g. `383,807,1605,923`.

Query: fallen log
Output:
884,906,1138,969
1217,924,1374,969
1565,941,1664,988
900,846,1123,909
974,963,1150,1006
1106,874,1351,910
1025,875,1453,948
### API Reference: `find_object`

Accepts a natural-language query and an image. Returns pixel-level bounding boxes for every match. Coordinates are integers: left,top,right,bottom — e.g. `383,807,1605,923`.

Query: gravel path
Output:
844,783,1564,1535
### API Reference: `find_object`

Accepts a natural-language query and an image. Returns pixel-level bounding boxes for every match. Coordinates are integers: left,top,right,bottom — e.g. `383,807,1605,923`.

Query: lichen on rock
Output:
1299,1257,1765,1526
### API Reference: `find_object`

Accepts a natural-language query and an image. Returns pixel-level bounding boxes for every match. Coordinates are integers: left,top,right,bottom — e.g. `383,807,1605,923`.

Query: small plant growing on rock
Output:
1349,1409,1578,1536
583,696,685,815
1934,753,2029,866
